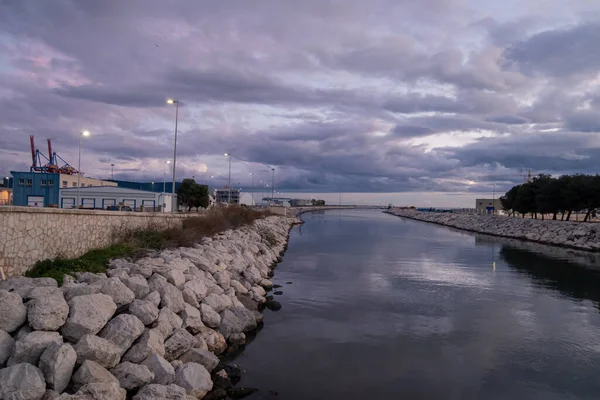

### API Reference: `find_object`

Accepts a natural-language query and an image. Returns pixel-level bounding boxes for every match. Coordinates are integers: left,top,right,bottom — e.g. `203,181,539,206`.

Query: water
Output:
233,210,600,399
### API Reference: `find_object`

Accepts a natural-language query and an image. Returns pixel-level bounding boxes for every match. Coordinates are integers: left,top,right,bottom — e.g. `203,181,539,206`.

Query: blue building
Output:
10,171,60,207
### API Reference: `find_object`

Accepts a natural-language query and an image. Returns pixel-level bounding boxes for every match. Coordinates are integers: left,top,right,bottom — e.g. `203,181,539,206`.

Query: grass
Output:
25,206,270,285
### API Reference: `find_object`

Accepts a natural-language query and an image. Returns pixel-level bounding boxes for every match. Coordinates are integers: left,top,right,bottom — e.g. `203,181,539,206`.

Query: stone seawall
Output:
0,207,188,278
386,209,600,251
0,215,297,399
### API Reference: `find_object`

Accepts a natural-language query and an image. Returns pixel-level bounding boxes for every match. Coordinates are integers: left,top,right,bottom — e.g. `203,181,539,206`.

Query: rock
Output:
75,272,107,284
39,342,77,393
179,348,219,372
16,324,33,341
198,327,227,355
123,275,150,299
0,363,46,400
111,362,154,390
0,277,57,298
236,294,258,311
41,389,60,400
194,335,209,351
61,294,117,342
164,328,196,361
107,269,129,279
133,383,188,400
219,309,245,339
0,329,15,367
251,286,266,297
71,360,119,392
148,273,169,293
152,308,183,340
181,288,200,308
213,271,231,290
229,307,258,332
227,388,259,399
223,364,242,385
260,279,273,289
123,329,165,363
69,382,126,400
27,287,69,331
145,291,161,307
243,267,262,284
8,331,62,366
273,291,283,295
202,294,232,313
74,335,121,368
230,280,248,295
183,279,207,301
158,269,186,290
173,362,213,398
181,303,205,334
141,354,175,385
229,333,246,346
200,304,221,328
129,299,160,325
0,289,27,333
98,277,135,307
171,360,183,369
98,314,144,355
159,283,186,313
61,283,101,302
204,388,228,400
212,369,232,390
129,264,154,279
266,299,282,311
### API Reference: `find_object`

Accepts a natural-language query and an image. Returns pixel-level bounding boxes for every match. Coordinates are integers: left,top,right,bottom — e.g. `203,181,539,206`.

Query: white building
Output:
59,186,169,211
214,188,240,205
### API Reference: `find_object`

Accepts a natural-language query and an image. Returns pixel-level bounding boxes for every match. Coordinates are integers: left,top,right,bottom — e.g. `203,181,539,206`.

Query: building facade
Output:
475,198,503,215
59,186,165,210
289,199,312,207
214,188,240,205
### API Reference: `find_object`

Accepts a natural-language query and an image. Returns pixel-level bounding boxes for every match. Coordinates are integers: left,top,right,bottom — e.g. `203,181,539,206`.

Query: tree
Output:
177,179,210,211
500,185,519,217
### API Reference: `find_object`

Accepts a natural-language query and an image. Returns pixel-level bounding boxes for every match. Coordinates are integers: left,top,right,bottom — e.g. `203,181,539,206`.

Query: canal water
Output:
234,210,600,399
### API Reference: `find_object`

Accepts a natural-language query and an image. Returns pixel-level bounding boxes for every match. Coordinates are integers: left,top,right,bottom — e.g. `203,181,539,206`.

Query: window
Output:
48,180,54,186
72,182,77,187
62,181,68,187
26,179,32,186
19,179,24,186
88,184,92,187
41,180,47,187
80,183,85,187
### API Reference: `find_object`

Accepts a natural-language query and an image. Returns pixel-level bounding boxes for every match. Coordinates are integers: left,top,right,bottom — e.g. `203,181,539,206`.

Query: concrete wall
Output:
0,207,188,278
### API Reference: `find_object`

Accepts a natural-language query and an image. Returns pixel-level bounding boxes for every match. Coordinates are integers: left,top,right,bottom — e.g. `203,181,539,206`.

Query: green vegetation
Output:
25,206,270,285
177,178,210,211
500,174,600,221
310,199,326,206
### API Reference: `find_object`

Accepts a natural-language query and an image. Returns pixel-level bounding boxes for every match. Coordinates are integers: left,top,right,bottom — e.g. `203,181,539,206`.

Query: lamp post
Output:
167,99,179,212
77,130,90,208
271,168,275,202
492,183,496,216
163,160,170,213
250,173,255,206
110,163,114,180
224,153,232,204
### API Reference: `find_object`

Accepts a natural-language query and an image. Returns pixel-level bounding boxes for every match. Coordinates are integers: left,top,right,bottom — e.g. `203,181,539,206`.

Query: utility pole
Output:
110,163,114,180
271,168,275,202
492,183,496,216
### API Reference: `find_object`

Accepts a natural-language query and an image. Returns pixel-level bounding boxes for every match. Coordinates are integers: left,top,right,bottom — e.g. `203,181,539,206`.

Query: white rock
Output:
132,383,188,400
148,273,169,293
123,275,150,299
158,269,186,290
130,264,154,278
243,266,263,284
229,332,246,346
197,327,227,355
61,283,101,302
181,304,205,334
179,348,219,372
68,382,126,400
219,309,245,339
27,287,69,331
173,362,213,398
202,294,232,313
71,360,119,392
107,268,129,279
183,279,207,302
41,389,60,399
111,361,154,390
193,335,208,351
145,291,161,307
200,304,221,328
129,299,160,325
230,280,248,295
0,277,57,299
123,329,165,363
181,288,200,308
61,294,117,342
74,335,121,368
0,329,15,367
159,283,186,313
39,342,77,393
8,331,62,366
0,362,46,400
98,314,145,355
75,272,107,284
213,271,231,289
141,354,175,385
98,277,135,307
164,328,196,361
152,308,183,339
0,289,27,333
229,306,258,332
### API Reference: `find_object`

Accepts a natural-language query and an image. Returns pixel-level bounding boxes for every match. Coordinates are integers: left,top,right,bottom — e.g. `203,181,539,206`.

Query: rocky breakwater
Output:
0,216,296,400
387,209,600,251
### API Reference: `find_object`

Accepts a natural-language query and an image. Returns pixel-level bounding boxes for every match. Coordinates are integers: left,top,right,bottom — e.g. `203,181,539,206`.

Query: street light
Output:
271,168,275,202
163,160,170,213
110,163,115,180
224,153,232,204
167,99,179,212
250,172,255,206
77,130,90,209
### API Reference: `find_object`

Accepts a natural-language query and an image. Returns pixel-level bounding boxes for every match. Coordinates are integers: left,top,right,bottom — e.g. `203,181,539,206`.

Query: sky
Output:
1,0,600,206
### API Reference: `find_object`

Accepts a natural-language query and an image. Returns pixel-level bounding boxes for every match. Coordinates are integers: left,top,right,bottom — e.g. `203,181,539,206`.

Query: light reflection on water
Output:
233,210,600,400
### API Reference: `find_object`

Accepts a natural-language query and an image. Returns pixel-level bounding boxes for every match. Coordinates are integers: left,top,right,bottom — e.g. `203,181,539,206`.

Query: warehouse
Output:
59,186,172,211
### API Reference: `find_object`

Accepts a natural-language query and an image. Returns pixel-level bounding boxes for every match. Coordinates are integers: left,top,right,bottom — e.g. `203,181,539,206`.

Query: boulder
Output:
197,327,227,355
243,267,262,284
145,291,161,307
123,275,150,299
219,309,245,339
132,383,188,400
75,272,107,285
0,277,57,298
98,277,135,307
15,324,33,341
0,289,27,333
74,335,121,368
141,353,175,385
213,271,231,290
39,342,77,393
98,314,145,355
170,360,183,370
181,303,205,334
173,362,213,398
148,273,169,293
0,362,46,400
194,335,209,351
200,304,221,328
229,307,258,332
130,264,154,279
229,332,246,346
158,269,186,290
202,294,232,313
111,361,154,390
164,328,196,361
129,299,160,325
230,280,248,295
107,269,129,279
68,382,126,400
159,283,186,313
8,331,62,366
0,329,15,367
61,294,117,342
123,329,165,363
152,308,183,340
182,288,200,308
179,348,219,372
71,360,119,392
184,279,208,301
236,294,258,311
27,287,69,331
61,283,101,302
41,389,60,400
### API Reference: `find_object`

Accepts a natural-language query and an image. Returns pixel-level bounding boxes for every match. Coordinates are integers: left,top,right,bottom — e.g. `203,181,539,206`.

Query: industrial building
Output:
475,199,503,215
214,188,240,205
107,179,181,193
289,199,312,207
59,186,172,211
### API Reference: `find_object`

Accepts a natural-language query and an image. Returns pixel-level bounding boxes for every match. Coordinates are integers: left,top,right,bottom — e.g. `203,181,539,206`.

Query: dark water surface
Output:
234,210,600,399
